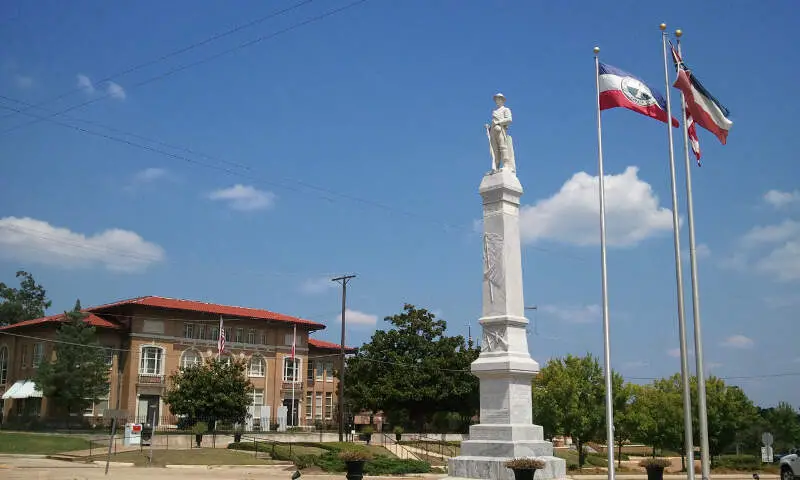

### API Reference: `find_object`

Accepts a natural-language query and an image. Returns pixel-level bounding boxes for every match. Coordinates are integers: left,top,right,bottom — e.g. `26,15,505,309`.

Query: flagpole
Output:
676,29,711,480
660,23,696,480
291,324,296,428
594,46,616,480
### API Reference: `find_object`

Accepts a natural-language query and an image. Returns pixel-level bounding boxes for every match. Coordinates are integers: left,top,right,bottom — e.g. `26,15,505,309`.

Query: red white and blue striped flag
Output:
217,316,225,355
684,100,702,166
598,62,679,127
670,42,732,146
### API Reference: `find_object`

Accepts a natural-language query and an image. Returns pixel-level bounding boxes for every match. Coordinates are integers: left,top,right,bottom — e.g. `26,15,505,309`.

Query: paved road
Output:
0,456,448,480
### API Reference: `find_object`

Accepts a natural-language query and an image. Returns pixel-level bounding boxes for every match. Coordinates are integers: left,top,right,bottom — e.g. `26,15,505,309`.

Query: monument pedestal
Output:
445,168,566,480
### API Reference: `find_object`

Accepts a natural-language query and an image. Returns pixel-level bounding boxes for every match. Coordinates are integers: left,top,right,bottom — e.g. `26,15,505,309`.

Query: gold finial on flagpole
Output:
675,29,683,37
660,23,667,31
593,46,600,54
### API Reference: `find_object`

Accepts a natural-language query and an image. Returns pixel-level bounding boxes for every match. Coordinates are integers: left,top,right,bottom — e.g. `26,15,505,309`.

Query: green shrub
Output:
364,456,431,475
714,455,760,470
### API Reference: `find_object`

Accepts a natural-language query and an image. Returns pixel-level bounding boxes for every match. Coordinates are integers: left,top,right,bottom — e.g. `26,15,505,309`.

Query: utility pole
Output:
465,322,472,344
332,274,356,442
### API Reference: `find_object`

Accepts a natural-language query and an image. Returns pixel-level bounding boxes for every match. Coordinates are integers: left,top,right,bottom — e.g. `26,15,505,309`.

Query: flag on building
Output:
598,62,679,126
670,42,732,145
217,316,225,355
685,101,702,165
291,324,296,360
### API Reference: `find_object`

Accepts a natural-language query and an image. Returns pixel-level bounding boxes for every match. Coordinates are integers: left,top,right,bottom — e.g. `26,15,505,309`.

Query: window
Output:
284,334,293,346
140,346,163,375
315,362,324,381
104,347,114,367
249,356,265,377
247,329,255,344
252,389,264,406
196,324,206,340
21,344,28,368
84,396,109,417
0,346,8,385
235,328,243,343
260,330,267,345
305,392,313,419
315,393,323,420
283,357,300,382
325,361,335,382
307,361,314,383
181,350,201,369
325,392,333,419
183,323,194,339
224,327,232,342
210,326,219,341
32,343,44,367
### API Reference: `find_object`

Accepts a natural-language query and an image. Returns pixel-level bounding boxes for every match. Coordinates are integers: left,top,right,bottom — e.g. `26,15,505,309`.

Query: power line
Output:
0,0,316,122
0,100,590,263
0,0,372,136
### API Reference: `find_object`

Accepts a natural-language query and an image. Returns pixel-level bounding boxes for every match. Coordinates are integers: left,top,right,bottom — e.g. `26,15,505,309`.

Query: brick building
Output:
0,296,355,429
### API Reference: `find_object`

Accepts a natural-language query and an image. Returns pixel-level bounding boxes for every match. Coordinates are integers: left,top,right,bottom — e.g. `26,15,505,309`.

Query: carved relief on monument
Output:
482,232,505,303
482,325,509,352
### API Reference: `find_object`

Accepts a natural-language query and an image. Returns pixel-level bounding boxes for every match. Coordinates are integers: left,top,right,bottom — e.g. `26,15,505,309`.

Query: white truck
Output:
781,449,800,480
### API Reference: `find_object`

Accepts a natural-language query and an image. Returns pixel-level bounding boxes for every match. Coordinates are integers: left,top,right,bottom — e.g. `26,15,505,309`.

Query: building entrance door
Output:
137,395,160,426
282,398,299,427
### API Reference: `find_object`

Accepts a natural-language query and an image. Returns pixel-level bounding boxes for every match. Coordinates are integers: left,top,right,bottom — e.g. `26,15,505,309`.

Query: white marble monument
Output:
446,95,566,480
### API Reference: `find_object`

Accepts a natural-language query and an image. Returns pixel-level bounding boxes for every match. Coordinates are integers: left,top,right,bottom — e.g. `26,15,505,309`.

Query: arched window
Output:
0,346,8,385
180,350,202,369
139,345,164,375
249,356,265,377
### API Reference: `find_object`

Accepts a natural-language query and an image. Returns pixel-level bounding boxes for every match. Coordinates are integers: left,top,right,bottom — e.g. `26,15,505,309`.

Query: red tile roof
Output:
0,312,122,331
308,338,357,353
89,296,326,330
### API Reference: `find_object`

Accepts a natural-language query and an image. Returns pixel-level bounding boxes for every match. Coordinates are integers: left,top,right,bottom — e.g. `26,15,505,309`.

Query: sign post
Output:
103,409,128,475
762,432,774,464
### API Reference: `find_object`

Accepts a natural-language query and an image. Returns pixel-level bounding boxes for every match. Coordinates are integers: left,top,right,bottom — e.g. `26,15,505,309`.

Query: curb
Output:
92,460,135,467
164,464,294,469
0,454,48,458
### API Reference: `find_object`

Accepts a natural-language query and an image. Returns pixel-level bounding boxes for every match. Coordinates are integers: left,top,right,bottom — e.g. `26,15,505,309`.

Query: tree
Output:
691,376,758,459
762,402,800,452
33,300,109,422
532,354,605,467
0,270,51,325
164,358,253,428
630,377,683,457
343,304,479,431
613,378,643,468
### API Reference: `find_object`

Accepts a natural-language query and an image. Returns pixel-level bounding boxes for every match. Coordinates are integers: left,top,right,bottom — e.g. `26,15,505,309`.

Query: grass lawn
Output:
320,442,396,458
0,431,91,454
90,448,282,467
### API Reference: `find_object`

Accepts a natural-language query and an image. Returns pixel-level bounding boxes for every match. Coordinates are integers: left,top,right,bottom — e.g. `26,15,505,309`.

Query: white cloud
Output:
208,184,275,211
541,304,601,324
764,189,800,208
300,277,336,295
338,309,378,326
14,74,33,88
667,347,694,358
106,81,126,100
721,334,754,349
726,220,800,282
519,166,673,247
77,74,94,94
0,216,165,273
133,167,169,183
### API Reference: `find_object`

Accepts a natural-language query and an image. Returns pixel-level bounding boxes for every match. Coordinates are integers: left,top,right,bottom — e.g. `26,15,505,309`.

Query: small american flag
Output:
291,324,296,359
217,316,225,355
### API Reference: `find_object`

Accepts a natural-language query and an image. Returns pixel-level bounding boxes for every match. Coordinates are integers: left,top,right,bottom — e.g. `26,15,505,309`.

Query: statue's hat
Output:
493,92,506,101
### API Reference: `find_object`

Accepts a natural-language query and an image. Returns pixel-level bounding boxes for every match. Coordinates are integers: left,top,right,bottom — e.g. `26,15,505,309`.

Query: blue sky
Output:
1,0,798,407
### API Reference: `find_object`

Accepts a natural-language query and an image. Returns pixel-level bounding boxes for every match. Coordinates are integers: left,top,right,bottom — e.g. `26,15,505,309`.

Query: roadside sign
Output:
762,446,774,463
762,432,774,447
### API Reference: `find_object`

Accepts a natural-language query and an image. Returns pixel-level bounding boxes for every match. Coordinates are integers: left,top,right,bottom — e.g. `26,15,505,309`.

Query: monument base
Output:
445,454,566,480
